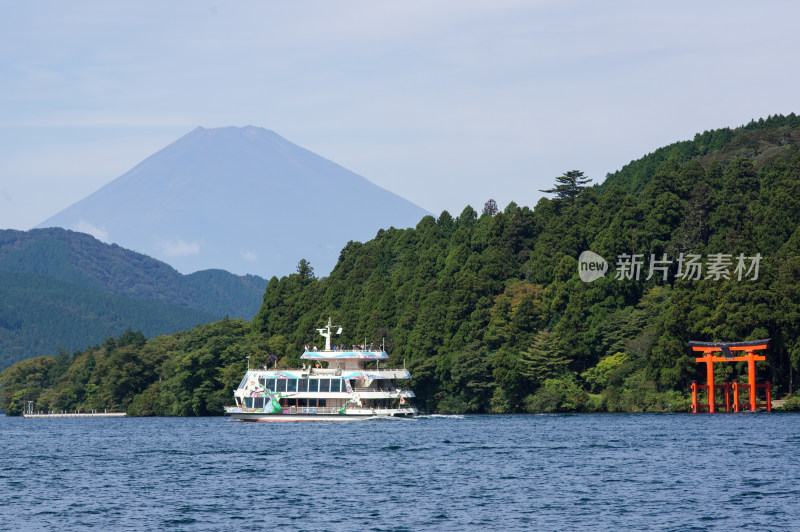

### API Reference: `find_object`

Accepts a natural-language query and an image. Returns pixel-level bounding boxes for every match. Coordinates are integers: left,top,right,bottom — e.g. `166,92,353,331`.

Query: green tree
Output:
482,199,499,217
540,170,592,205
520,330,570,388
296,259,315,285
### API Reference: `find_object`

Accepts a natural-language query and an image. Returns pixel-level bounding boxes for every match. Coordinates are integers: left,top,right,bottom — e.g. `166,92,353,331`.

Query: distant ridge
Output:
0,228,267,370
38,126,431,276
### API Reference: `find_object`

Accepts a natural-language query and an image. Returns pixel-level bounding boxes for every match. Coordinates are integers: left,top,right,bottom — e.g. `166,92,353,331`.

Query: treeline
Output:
3,117,800,416
0,321,256,416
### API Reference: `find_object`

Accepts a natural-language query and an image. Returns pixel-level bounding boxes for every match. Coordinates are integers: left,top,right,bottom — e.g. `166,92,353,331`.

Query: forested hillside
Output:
602,113,800,193
0,228,266,370
4,116,800,416
0,272,216,370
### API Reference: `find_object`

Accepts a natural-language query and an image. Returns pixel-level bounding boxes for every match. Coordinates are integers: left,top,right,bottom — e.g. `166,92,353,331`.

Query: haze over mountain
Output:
38,126,431,276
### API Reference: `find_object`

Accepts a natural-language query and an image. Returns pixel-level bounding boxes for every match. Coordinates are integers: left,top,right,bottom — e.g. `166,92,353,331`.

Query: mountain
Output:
37,126,431,276
0,228,267,370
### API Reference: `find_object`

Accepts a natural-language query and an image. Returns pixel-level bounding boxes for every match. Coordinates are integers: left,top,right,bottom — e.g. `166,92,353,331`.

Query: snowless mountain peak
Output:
38,126,430,276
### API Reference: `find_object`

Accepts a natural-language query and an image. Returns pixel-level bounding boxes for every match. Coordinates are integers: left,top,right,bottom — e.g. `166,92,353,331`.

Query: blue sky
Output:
2,1,799,230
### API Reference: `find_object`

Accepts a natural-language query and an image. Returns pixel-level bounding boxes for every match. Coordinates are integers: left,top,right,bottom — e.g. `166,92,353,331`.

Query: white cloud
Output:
156,238,201,257
241,250,257,261
72,220,109,243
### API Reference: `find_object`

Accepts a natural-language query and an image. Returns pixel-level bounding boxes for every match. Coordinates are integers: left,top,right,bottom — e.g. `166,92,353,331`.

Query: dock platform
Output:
23,412,126,418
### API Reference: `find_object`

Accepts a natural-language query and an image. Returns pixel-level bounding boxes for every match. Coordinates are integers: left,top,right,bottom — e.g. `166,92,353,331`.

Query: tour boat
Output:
225,318,417,421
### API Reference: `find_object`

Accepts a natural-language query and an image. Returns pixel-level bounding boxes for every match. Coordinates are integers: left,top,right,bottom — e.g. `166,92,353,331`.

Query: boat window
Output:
308,379,318,392
298,379,308,392
277,380,287,392
268,379,276,391
255,397,264,409
244,397,253,408
330,380,341,392
239,376,248,389
318,399,326,407
319,379,330,392
287,379,297,392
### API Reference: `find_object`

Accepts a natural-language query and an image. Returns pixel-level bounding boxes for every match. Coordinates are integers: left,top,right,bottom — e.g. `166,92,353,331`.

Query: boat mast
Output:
316,317,342,352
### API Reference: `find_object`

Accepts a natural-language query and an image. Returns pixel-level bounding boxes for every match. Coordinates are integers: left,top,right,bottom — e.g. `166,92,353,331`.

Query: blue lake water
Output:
1,413,799,531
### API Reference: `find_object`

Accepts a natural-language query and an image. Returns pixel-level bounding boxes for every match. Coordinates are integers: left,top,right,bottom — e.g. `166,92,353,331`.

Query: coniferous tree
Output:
296,259,315,284
520,330,570,387
540,170,592,205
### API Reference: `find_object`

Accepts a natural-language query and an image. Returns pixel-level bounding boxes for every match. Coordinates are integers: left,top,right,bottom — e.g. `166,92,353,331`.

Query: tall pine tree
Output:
540,170,592,206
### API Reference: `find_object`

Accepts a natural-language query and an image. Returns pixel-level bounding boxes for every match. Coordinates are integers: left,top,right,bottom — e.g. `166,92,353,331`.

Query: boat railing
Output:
289,406,341,414
307,368,340,375
306,348,385,354
339,367,409,374
278,367,408,375
353,386,411,393
275,405,412,415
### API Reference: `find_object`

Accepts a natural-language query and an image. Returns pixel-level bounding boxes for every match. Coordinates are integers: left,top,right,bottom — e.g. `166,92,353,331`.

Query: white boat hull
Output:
225,407,416,422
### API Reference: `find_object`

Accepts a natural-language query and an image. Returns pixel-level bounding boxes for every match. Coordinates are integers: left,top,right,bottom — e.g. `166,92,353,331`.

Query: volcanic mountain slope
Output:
38,126,431,276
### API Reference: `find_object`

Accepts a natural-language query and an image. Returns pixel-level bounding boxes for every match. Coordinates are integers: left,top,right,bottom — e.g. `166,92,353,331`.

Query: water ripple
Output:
1,414,800,530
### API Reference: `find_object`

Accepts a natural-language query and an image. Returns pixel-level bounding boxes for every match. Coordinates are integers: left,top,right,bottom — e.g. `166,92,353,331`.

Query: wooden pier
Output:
23,408,126,419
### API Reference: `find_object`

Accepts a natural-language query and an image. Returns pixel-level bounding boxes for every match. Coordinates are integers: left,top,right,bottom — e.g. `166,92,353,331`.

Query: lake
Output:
1,414,798,531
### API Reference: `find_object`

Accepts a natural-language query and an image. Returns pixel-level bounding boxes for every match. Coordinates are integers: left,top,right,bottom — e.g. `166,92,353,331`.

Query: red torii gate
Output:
689,339,772,413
